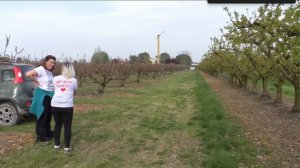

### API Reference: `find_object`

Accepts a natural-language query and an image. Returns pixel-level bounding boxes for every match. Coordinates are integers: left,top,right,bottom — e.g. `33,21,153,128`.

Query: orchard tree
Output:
113,63,134,87
87,62,115,93
224,6,277,97
201,3,300,112
273,3,300,112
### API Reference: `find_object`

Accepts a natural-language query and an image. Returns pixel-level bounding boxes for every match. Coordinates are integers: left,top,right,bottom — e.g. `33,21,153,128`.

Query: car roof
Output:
0,62,33,65
0,62,34,67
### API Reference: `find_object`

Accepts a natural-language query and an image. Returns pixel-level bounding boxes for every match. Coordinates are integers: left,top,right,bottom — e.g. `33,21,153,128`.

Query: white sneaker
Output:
54,145,61,149
64,146,72,153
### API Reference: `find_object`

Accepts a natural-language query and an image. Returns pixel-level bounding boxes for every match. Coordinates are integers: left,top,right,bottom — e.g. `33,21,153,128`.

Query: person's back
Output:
51,62,77,153
51,75,77,108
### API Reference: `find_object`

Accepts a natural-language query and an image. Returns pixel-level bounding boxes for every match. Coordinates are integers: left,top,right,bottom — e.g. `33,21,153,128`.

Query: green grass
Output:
191,73,262,168
0,71,261,167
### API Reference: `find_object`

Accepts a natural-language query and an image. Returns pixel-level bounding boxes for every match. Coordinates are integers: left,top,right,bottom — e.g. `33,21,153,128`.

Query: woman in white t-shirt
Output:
26,55,56,143
51,62,77,152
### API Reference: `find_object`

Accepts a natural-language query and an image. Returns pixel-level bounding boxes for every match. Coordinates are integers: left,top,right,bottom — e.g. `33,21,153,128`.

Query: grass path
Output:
0,71,263,168
201,72,300,168
0,71,203,168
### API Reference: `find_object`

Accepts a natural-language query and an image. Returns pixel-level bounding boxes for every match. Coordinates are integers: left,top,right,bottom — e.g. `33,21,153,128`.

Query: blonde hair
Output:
61,62,75,79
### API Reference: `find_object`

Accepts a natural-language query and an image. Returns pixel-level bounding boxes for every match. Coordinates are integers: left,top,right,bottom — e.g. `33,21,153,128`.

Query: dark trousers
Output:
52,107,73,148
36,95,52,142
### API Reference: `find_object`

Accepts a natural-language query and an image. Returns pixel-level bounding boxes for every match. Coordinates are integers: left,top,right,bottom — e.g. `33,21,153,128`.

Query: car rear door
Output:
19,65,35,98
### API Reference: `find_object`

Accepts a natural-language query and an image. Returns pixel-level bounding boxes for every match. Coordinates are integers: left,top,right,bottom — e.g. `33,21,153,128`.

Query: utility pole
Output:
156,31,165,64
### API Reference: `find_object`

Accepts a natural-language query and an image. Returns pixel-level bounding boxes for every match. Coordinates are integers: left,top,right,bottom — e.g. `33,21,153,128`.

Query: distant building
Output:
190,62,198,70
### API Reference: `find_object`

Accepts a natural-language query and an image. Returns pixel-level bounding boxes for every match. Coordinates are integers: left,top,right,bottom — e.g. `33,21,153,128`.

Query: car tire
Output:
0,103,20,126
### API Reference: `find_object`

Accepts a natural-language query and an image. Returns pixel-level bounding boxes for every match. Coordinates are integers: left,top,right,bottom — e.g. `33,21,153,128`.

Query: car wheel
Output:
0,103,20,126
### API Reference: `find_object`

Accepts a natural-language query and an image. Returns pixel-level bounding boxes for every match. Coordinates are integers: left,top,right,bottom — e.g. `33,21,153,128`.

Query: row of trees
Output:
90,48,193,66
0,35,188,94
0,34,193,67
198,3,300,112
53,61,187,94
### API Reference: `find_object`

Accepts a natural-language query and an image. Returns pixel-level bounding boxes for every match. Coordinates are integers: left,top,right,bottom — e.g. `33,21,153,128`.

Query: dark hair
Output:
42,55,56,71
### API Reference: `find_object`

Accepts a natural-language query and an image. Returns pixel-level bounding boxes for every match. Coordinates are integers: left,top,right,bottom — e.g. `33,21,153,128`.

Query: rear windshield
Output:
1,69,14,82
20,65,35,82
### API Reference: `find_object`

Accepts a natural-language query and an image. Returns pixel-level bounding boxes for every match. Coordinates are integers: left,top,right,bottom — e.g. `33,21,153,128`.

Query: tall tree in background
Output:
176,52,192,66
129,55,138,64
91,47,110,64
159,52,171,64
137,52,151,64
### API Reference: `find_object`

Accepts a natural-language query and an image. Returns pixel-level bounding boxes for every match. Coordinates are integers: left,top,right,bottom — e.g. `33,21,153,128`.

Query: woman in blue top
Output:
26,55,56,143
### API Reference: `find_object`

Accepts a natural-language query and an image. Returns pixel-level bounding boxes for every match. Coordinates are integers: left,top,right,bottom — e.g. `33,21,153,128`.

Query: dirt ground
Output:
0,132,34,156
201,72,300,168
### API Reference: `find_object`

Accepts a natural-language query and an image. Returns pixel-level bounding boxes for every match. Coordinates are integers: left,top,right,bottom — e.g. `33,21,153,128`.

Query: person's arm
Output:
26,69,39,85
74,90,77,96
73,79,78,96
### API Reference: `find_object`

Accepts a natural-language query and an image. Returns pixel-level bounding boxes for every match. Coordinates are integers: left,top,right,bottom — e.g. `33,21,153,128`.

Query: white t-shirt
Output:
51,75,78,108
34,66,54,91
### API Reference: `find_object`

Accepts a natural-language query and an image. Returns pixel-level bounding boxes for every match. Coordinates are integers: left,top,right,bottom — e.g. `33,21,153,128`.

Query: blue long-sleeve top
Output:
30,87,54,120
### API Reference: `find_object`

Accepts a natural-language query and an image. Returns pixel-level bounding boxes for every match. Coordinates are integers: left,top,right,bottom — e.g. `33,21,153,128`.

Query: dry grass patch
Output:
124,132,202,168
106,92,137,98
0,132,34,156
74,104,115,113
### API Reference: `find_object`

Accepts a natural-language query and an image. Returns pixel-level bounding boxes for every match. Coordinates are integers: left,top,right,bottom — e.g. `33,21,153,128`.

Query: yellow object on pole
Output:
156,31,165,64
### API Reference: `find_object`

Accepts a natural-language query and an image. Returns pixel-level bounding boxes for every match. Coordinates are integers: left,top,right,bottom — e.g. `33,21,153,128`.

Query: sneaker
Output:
64,146,72,153
54,145,61,149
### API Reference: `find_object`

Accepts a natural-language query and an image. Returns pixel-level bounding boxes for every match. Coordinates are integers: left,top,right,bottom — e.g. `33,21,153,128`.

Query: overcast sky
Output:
0,1,264,62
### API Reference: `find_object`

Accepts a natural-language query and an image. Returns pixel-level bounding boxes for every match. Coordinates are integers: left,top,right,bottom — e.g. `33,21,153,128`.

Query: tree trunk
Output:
252,80,258,90
79,79,82,87
292,77,300,113
242,76,248,90
229,75,234,85
120,79,125,87
261,77,270,98
274,80,283,104
136,71,141,83
238,78,243,88
97,84,105,94
232,76,237,86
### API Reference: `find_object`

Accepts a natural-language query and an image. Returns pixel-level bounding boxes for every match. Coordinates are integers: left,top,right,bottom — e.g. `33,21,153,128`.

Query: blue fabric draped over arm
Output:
30,87,54,120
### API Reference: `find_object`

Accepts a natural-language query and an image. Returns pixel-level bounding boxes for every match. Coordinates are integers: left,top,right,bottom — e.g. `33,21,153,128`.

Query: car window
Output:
20,65,35,82
1,70,15,82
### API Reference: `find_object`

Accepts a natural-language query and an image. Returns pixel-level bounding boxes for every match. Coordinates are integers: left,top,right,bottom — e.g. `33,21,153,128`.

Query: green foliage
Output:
199,3,300,112
129,54,138,64
90,47,110,64
176,53,192,66
128,52,152,64
159,52,171,64
137,52,152,64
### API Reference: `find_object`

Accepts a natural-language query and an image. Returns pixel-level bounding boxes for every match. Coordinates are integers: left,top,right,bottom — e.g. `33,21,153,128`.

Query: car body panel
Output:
0,63,35,117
